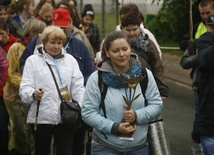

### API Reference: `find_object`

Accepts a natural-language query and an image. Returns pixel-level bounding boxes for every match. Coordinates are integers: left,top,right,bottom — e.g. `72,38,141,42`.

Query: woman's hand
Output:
123,109,136,123
33,88,44,101
118,122,137,135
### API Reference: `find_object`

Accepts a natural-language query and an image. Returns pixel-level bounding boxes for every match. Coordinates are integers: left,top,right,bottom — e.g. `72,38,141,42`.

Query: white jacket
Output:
19,46,85,125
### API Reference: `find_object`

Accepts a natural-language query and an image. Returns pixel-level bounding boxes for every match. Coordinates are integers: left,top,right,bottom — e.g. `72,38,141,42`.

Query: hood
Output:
97,53,139,73
33,44,67,64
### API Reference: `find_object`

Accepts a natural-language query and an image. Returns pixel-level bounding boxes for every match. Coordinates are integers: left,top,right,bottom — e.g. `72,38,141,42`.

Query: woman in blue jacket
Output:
81,31,163,155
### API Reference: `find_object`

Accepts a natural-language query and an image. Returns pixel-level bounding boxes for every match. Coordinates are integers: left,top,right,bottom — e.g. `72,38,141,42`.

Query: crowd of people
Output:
7,0,214,154
180,0,214,155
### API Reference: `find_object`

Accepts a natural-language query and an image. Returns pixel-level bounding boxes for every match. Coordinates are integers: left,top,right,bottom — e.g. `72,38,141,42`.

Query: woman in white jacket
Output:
19,26,85,155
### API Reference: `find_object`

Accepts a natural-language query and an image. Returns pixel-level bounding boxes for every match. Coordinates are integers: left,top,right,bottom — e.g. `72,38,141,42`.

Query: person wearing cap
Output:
79,4,101,55
20,8,94,86
196,14,214,154
56,1,95,62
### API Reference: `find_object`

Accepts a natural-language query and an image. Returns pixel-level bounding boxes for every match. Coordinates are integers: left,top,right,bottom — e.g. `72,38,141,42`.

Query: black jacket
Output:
197,32,214,136
180,39,200,89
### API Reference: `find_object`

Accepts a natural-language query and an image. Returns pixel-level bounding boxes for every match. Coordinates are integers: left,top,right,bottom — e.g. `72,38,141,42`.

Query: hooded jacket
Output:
81,54,163,152
197,31,214,136
20,33,94,85
19,45,85,125
0,47,8,96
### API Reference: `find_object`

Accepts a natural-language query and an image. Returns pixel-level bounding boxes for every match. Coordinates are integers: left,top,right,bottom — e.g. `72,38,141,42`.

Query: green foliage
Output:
147,0,200,43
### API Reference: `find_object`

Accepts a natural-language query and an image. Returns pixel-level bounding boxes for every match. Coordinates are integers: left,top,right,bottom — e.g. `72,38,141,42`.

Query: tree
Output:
147,0,200,44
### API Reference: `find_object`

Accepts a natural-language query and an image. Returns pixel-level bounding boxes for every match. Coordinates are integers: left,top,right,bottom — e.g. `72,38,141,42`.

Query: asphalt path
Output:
163,79,195,155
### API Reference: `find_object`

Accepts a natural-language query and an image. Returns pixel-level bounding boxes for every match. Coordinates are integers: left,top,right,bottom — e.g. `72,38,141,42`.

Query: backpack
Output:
86,66,148,155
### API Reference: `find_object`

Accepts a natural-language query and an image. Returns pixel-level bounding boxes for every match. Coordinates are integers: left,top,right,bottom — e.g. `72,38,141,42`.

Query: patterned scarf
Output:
130,28,149,53
102,61,141,89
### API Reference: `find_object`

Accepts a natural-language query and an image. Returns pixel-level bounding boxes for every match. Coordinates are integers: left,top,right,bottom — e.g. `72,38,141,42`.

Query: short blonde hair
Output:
40,26,66,44
23,18,46,38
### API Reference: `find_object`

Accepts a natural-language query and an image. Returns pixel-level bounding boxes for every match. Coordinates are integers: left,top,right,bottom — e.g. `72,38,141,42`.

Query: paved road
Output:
163,79,195,155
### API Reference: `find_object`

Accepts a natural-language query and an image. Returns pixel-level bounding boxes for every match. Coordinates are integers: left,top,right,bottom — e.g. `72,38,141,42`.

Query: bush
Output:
147,0,200,44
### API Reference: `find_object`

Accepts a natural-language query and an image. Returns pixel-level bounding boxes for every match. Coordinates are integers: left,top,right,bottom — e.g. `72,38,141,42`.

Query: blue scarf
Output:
102,61,141,89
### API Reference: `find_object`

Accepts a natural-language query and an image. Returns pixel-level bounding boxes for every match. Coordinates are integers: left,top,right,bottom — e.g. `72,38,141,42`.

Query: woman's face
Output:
82,15,93,26
0,28,9,45
122,25,140,40
26,0,35,16
106,38,131,73
42,12,53,25
0,9,8,22
44,34,63,56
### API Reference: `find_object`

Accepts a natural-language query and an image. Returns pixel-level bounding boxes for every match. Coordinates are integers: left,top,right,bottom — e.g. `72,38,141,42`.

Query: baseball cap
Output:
206,15,214,25
52,8,71,27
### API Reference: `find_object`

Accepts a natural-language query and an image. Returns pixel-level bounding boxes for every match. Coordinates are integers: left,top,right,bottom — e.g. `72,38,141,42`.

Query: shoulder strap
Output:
98,70,108,118
46,62,63,102
140,67,148,101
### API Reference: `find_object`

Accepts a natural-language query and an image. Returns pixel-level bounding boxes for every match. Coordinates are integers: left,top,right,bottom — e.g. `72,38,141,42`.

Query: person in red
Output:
0,45,9,155
0,18,19,52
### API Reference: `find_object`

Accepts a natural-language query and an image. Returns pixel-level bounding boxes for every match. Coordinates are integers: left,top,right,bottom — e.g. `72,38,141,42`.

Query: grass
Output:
94,12,119,39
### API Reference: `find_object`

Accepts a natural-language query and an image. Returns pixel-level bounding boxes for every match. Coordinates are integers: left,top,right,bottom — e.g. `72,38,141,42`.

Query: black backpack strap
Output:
97,70,108,139
98,70,108,118
140,67,148,105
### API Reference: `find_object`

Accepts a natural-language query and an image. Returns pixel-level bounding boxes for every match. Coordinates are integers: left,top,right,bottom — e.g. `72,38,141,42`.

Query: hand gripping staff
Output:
34,88,43,131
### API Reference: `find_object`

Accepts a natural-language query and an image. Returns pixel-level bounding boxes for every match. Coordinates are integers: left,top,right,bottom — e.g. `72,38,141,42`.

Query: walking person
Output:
120,11,169,100
116,3,162,60
0,5,24,38
3,18,46,155
19,26,85,155
0,45,9,155
82,31,163,155
12,0,34,29
80,4,101,54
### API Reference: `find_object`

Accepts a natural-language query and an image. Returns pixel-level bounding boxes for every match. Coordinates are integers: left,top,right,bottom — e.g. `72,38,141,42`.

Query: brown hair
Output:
199,0,214,7
16,0,33,13
119,3,139,16
121,11,142,28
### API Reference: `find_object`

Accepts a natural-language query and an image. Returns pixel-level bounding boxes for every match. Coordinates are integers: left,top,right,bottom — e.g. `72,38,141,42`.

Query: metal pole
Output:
189,0,193,41
116,0,119,26
102,0,105,38
80,0,83,17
